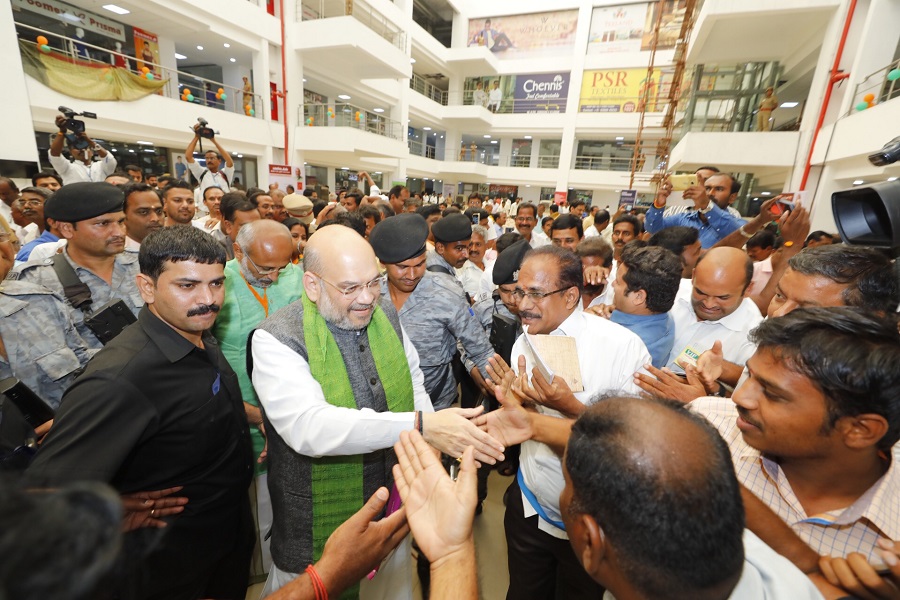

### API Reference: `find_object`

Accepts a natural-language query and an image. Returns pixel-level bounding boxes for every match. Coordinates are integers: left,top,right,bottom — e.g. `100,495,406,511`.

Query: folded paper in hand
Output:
522,326,584,392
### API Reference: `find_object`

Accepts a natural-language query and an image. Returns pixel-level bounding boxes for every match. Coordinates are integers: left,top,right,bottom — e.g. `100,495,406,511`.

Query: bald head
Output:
564,397,744,598
303,225,381,330
690,248,752,321
234,220,294,286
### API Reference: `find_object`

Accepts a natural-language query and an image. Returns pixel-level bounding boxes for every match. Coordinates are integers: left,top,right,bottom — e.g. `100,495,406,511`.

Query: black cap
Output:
464,207,489,221
432,213,472,243
493,239,531,286
369,213,428,264
44,182,125,222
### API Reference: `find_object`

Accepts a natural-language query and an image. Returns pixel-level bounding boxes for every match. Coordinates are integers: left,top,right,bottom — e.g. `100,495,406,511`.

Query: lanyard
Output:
241,274,269,317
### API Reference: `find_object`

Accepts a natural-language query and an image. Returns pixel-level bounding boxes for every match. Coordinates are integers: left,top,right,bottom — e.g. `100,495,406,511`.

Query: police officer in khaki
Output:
15,182,143,349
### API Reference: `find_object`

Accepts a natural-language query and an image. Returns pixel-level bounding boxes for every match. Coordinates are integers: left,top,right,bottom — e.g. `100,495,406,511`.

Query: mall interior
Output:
4,0,900,232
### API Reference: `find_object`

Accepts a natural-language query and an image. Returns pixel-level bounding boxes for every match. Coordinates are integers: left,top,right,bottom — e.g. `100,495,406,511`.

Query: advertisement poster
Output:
579,68,669,113
268,164,301,192
464,73,569,113
553,191,568,206
618,189,638,209
643,1,687,51
587,3,649,54
133,27,159,75
489,184,518,198
467,10,579,59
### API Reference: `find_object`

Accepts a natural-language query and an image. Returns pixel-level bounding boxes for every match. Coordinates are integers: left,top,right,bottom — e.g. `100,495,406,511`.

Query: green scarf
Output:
302,292,414,599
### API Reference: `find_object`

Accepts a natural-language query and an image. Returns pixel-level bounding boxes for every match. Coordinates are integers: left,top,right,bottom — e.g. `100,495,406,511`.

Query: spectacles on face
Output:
242,250,290,276
21,198,44,207
314,273,386,299
510,286,571,302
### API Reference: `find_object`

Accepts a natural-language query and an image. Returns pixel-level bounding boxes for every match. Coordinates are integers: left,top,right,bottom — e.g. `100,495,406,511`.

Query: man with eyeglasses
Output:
13,187,54,262
212,219,301,580
487,245,650,600
249,224,505,599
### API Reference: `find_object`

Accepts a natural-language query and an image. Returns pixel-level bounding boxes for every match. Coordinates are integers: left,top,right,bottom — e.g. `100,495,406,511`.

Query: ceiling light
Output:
526,185,530,187
197,45,204,51
483,134,491,139
102,4,130,14
338,94,351,100
490,140,498,144
524,135,532,139
223,43,230,48
615,136,624,141
341,167,349,170
423,126,432,131
853,179,864,185
302,78,307,83
374,108,384,113
175,53,187,60
780,102,799,108
144,149,154,153
237,154,243,158
128,149,135,153
374,171,382,174
410,58,416,64
229,58,236,63
760,192,771,196
111,148,117,152
888,177,898,182
136,140,153,145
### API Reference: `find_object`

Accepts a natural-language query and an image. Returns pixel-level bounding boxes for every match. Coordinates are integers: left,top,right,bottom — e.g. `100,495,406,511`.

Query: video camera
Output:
868,136,900,167
58,106,97,150
194,117,216,140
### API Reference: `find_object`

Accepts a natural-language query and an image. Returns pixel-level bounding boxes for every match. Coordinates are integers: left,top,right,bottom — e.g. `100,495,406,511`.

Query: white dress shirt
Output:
250,325,433,458
48,153,117,185
455,259,492,300
27,239,68,261
515,310,651,538
667,296,763,371
525,229,551,249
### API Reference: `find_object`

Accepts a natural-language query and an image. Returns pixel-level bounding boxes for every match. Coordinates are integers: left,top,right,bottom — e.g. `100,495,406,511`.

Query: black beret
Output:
44,182,125,222
493,239,531,286
369,213,428,264
432,213,472,243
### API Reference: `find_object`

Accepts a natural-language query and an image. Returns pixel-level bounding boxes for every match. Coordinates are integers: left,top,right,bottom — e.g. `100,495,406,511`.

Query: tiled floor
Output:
246,471,513,600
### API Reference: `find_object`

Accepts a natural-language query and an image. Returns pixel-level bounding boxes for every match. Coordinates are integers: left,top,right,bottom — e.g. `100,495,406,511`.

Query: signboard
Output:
579,68,668,113
586,2,686,54
268,164,301,193
13,0,126,41
513,73,569,113
553,191,568,206
465,72,569,114
133,27,159,76
587,3,648,54
467,10,579,59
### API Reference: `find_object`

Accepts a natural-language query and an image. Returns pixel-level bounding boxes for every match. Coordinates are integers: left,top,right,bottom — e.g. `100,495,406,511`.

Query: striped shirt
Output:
691,397,900,561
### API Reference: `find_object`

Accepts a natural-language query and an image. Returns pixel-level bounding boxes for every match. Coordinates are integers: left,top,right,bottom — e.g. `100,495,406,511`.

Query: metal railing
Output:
410,73,448,105
447,91,567,114
297,0,406,51
847,58,900,116
573,155,648,172
16,24,264,119
408,139,441,160
301,103,402,140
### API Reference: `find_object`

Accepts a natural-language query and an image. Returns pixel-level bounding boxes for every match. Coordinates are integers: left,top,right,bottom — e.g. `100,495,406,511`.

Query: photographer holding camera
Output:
185,120,234,195
48,112,117,186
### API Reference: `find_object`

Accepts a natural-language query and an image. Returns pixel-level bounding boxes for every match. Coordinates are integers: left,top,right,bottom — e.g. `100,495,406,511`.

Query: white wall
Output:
2,1,39,164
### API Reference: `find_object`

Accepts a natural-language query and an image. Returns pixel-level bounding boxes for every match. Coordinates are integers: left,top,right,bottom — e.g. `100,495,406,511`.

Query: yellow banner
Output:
579,68,666,113
20,41,166,102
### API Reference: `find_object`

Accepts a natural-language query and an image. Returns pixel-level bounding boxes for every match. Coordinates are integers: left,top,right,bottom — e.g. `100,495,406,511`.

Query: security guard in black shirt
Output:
28,226,254,600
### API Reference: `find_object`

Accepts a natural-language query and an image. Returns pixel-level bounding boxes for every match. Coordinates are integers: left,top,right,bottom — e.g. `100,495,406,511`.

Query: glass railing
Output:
847,58,900,116
410,74,448,105
301,103,402,140
446,91,673,114
16,24,264,119
297,0,406,51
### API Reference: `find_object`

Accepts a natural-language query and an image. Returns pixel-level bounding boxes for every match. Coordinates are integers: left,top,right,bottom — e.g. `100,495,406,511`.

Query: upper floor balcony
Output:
295,0,409,80
297,102,408,158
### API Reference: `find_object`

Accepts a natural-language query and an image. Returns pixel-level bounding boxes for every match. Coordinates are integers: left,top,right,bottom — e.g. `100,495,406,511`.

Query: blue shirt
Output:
609,310,674,368
644,204,745,248
15,230,59,262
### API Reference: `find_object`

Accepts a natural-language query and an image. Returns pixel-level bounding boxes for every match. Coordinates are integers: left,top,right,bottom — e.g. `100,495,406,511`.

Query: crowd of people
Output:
1,116,899,600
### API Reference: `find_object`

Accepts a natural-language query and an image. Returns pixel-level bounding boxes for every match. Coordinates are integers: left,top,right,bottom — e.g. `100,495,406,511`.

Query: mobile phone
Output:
670,174,698,191
472,215,480,225
623,204,633,212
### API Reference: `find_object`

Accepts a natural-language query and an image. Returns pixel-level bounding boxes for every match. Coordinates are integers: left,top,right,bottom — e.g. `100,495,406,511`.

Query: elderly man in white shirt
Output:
487,245,650,600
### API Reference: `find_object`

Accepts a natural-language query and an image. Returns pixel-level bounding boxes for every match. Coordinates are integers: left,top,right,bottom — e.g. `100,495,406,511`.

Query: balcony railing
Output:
297,0,406,51
847,58,900,116
447,91,567,114
15,24,264,119
410,74,448,105
408,139,441,160
573,156,648,172
302,103,402,140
